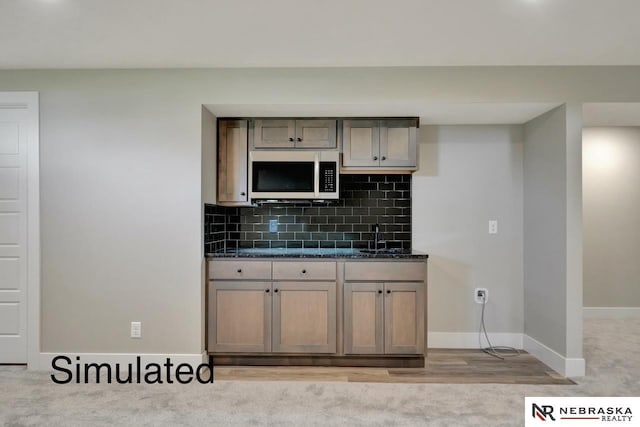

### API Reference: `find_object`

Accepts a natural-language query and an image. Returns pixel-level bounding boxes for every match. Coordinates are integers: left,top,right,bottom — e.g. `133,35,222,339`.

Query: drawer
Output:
272,261,337,281
209,260,272,280
344,261,425,282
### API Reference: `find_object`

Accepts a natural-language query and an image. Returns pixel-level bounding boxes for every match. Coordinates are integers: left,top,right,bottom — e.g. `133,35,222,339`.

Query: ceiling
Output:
1,0,640,69
206,103,561,124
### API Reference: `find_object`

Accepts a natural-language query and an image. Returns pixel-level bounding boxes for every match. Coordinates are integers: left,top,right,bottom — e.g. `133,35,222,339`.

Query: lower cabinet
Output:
344,282,424,355
208,272,337,354
272,281,336,353
208,281,272,353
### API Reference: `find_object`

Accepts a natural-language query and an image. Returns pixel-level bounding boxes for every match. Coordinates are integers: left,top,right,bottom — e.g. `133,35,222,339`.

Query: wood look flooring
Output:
214,349,574,385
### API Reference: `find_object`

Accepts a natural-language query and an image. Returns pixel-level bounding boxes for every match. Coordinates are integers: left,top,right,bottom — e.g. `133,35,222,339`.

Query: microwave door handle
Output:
314,155,320,197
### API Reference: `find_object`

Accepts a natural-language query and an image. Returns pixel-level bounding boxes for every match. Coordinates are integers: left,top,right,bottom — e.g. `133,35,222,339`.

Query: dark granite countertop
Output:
206,248,428,259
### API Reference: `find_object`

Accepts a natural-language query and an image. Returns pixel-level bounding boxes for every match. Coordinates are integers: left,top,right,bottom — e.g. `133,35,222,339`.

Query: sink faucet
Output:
372,224,385,251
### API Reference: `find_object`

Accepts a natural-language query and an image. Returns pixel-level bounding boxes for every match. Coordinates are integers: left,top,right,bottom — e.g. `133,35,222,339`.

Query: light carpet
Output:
1,318,638,426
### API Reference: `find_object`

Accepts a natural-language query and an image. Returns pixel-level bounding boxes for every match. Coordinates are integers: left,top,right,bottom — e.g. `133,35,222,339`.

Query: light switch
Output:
489,220,498,235
131,321,142,338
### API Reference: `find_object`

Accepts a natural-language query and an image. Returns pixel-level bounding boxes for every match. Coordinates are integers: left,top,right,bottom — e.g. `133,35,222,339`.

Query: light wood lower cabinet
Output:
208,281,271,353
384,282,424,354
344,282,424,355
344,283,384,354
272,281,336,353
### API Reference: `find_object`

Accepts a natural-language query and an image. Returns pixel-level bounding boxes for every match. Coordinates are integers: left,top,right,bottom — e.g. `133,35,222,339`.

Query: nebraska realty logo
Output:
525,397,638,426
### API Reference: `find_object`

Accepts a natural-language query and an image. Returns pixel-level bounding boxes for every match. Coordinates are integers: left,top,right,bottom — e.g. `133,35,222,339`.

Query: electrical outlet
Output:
130,321,142,338
269,219,278,233
488,220,498,234
474,288,488,304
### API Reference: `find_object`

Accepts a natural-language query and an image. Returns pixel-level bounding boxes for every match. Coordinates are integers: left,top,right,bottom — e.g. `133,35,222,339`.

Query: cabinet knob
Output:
274,288,279,293
296,137,302,142
381,156,386,161
373,156,378,161
302,269,307,274
265,289,270,293
377,290,382,294
237,269,242,273
386,289,391,294
289,137,294,142
240,192,246,196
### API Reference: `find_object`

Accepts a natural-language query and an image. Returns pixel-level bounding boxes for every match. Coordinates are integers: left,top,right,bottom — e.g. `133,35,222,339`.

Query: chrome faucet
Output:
372,224,385,251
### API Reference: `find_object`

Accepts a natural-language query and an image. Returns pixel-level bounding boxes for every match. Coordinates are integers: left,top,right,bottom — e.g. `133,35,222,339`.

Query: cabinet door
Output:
342,120,380,167
208,281,271,353
344,283,384,354
253,119,295,148
294,119,337,148
218,120,248,203
272,281,337,353
384,282,424,354
379,119,418,168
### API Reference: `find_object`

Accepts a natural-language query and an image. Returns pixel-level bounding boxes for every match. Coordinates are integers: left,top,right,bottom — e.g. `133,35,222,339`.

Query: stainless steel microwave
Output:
249,150,339,200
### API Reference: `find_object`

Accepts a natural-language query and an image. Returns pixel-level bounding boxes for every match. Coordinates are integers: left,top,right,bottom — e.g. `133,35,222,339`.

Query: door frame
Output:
0,92,40,368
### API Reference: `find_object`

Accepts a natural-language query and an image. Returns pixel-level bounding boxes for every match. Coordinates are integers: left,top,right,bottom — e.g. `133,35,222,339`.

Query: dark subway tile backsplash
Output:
204,174,412,252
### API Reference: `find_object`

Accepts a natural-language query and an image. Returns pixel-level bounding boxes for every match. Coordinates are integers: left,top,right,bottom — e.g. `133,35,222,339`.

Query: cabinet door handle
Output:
274,288,279,293
265,289,270,293
237,269,242,273
381,156,386,161
373,156,378,161
240,192,246,196
377,290,382,294
296,137,302,142
302,269,307,274
386,289,391,294
288,137,294,142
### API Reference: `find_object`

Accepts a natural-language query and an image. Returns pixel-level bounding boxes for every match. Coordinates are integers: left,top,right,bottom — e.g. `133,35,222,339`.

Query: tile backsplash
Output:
204,174,411,252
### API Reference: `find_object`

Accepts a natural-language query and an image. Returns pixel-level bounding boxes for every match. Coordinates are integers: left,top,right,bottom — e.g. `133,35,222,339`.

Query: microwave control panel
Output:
319,162,337,193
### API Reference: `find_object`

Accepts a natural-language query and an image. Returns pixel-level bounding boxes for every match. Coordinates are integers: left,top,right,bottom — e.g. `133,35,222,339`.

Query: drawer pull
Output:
237,269,242,273
302,269,307,274
265,289,270,293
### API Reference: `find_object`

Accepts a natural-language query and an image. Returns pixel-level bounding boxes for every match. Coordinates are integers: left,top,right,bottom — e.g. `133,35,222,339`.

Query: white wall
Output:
413,126,523,339
523,105,584,374
0,67,636,356
583,127,640,308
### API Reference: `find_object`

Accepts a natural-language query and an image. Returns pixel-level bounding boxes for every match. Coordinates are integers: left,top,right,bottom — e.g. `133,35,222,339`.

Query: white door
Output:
0,104,30,363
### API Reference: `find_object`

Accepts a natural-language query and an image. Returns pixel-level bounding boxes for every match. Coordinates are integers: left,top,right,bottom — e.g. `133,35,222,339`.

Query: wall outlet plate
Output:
474,288,488,304
269,219,278,232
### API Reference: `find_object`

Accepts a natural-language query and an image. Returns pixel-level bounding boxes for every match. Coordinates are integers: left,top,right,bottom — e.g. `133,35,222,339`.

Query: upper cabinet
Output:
253,119,337,149
217,119,249,205
342,119,418,171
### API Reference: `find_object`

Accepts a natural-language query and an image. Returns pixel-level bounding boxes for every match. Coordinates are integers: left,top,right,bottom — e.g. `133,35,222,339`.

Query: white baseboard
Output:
523,335,585,378
584,307,640,319
428,332,523,349
35,352,206,372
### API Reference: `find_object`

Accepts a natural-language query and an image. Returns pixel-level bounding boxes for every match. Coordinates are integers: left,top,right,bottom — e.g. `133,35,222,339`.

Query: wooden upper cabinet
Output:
208,281,272,353
253,119,337,149
342,120,380,167
253,119,295,148
272,281,337,354
217,120,248,204
295,120,337,148
342,119,418,170
384,282,424,355
380,119,418,168
344,283,384,355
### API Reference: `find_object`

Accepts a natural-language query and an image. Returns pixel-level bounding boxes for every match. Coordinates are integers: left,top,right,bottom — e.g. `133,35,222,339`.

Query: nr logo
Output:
532,403,556,421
